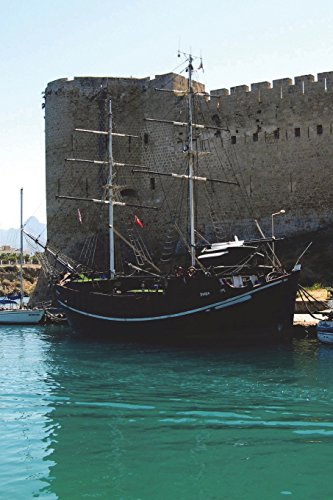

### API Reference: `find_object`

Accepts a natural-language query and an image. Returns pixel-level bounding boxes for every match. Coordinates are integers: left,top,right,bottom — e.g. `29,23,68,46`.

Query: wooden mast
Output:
187,54,196,267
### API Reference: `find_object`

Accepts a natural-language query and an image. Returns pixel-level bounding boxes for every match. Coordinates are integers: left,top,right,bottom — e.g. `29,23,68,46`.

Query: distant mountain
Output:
0,217,47,253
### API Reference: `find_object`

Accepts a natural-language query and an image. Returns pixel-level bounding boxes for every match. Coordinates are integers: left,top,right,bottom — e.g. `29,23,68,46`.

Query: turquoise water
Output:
1,327,333,499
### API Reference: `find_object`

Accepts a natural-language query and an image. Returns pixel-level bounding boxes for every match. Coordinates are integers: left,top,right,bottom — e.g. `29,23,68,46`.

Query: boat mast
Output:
20,188,23,308
187,55,196,266
108,99,115,278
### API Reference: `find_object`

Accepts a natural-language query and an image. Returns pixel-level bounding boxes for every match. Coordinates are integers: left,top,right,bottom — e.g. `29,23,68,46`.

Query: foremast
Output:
56,100,159,277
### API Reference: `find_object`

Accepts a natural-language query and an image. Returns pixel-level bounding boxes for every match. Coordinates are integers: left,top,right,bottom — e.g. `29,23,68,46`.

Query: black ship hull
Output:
55,268,300,343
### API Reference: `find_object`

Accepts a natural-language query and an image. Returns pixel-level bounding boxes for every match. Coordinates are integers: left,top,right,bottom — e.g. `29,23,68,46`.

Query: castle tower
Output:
44,70,333,270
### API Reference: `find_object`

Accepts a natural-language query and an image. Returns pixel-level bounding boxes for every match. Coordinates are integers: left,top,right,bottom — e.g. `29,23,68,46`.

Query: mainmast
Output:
187,54,196,267
142,51,239,267
19,188,24,308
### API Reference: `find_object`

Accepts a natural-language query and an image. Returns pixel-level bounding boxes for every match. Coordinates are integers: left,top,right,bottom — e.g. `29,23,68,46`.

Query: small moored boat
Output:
0,189,45,325
317,316,333,344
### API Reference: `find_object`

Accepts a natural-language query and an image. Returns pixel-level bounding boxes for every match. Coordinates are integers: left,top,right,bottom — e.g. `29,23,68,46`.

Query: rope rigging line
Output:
195,95,254,223
50,57,252,271
190,96,245,239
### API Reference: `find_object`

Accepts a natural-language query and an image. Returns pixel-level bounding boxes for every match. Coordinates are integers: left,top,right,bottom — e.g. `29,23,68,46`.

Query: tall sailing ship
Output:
50,53,301,341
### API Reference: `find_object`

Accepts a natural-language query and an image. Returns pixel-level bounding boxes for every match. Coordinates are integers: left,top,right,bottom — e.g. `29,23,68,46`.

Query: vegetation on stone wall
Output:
0,264,41,296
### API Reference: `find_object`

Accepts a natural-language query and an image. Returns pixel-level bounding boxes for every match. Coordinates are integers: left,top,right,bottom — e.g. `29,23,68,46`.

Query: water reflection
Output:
44,332,333,499
37,332,301,498
0,326,57,498
2,327,333,499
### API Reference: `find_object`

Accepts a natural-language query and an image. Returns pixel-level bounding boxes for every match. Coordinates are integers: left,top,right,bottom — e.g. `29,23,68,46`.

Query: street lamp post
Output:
271,209,286,266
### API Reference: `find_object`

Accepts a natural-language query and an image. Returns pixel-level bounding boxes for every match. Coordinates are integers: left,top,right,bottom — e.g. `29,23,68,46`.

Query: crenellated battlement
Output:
211,71,333,98
46,69,333,102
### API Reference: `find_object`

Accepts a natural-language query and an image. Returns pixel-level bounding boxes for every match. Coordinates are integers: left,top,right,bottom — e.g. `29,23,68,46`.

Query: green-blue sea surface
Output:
1,326,333,499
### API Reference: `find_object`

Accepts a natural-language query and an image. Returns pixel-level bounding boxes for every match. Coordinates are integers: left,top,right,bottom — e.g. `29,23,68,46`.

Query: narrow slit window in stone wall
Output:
295,127,301,138
144,133,149,145
150,178,155,190
317,124,323,135
231,136,236,145
274,129,280,140
253,132,258,142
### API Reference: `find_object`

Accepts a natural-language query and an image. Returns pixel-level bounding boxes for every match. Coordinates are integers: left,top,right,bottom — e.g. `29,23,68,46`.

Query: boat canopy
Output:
0,299,18,305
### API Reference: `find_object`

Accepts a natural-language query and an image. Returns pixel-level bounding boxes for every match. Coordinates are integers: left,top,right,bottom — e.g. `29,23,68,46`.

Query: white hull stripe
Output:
59,278,288,323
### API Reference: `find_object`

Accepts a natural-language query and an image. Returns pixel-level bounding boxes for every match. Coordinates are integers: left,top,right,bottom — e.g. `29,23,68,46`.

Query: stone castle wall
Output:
44,70,333,270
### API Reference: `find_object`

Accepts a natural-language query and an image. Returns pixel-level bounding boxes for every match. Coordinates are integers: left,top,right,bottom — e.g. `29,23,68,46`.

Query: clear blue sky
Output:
1,0,333,228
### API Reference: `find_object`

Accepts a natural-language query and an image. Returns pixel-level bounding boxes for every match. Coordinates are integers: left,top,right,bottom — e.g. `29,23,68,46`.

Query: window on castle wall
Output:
253,132,258,142
274,129,280,140
294,127,301,138
231,136,236,145
317,124,323,135
144,133,149,145
150,178,155,190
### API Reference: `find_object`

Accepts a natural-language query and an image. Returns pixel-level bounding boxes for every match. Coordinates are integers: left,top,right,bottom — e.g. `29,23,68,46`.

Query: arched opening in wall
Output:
120,188,138,199
211,114,221,127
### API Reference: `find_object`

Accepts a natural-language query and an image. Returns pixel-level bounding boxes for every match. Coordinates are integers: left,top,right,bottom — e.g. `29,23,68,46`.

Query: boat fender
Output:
175,266,184,278
186,266,197,278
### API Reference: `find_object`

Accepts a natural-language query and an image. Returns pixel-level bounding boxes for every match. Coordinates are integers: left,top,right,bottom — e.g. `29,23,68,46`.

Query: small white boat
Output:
0,189,45,325
0,307,44,324
316,318,333,344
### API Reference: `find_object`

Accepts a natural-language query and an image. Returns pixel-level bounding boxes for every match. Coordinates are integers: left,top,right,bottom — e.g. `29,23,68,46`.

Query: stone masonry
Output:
44,70,333,271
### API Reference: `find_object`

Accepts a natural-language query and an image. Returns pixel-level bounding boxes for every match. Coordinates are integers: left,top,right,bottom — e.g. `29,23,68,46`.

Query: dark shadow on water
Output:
37,323,313,362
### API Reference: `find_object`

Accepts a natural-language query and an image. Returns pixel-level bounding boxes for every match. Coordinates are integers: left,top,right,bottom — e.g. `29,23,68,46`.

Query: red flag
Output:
77,208,82,224
134,214,144,228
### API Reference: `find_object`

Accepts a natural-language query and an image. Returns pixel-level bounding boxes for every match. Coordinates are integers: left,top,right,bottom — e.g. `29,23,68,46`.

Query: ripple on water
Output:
1,328,333,499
